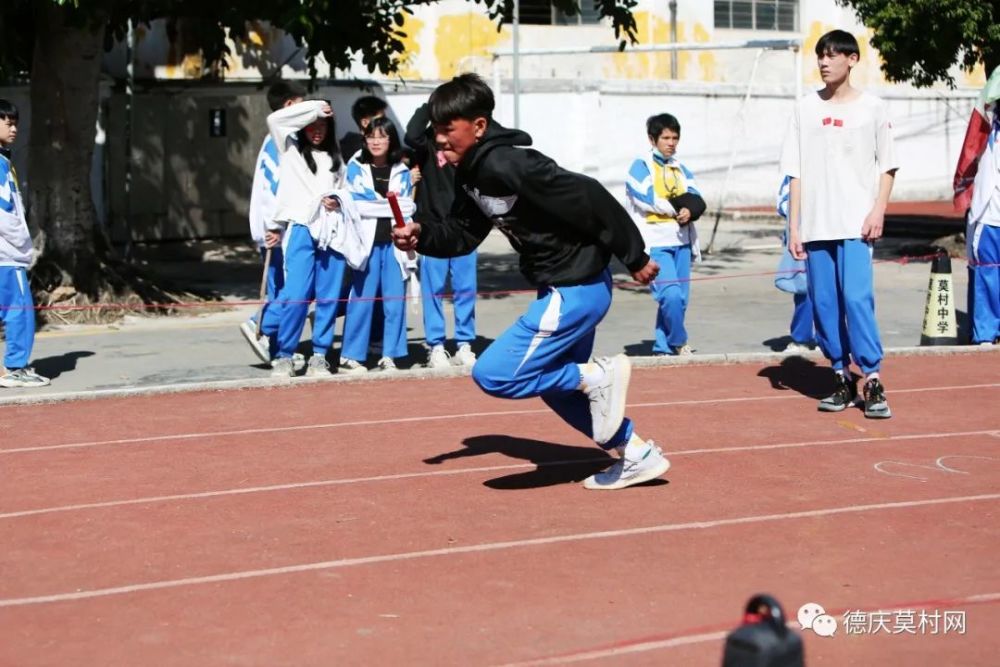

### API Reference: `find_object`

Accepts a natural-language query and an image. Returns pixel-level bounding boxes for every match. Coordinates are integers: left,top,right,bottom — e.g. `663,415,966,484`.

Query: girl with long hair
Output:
339,116,416,373
266,99,347,377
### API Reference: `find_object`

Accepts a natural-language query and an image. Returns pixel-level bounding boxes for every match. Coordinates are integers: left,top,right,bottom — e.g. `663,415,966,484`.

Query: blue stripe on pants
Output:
805,239,883,374
0,266,35,369
648,245,691,353
471,270,633,448
791,291,816,344
420,251,477,346
277,224,347,359
342,242,408,362
969,223,1000,343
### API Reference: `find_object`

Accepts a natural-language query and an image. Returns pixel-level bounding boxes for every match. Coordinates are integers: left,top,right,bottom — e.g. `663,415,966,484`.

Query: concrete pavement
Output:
1,218,991,404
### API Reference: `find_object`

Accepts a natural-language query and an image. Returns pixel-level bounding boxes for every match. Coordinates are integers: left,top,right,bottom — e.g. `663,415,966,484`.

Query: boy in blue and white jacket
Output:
625,113,706,356
240,81,306,367
0,99,49,388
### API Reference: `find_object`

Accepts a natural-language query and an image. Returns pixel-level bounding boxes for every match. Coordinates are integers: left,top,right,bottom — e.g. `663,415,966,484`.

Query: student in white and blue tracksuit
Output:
0,99,49,388
625,113,706,356
267,99,347,377
243,81,306,362
392,74,669,491
340,116,416,372
776,175,815,348
966,100,1000,345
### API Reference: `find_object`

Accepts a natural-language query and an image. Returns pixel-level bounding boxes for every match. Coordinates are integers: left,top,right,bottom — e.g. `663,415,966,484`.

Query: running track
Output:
2,352,998,665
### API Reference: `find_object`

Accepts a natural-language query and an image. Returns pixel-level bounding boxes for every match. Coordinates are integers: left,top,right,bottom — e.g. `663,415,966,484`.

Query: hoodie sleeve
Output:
404,103,432,157
416,187,493,258
503,149,649,273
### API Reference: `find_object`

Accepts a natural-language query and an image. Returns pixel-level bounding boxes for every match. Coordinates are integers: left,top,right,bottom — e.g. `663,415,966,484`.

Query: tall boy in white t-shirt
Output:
780,29,899,419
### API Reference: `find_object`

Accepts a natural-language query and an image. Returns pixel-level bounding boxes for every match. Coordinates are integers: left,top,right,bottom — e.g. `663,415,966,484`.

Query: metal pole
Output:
669,1,678,79
513,0,520,128
794,44,803,99
123,18,135,261
705,48,764,254
492,55,502,122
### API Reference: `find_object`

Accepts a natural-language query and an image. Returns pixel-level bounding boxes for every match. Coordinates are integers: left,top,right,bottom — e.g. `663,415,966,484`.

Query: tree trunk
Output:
27,3,107,297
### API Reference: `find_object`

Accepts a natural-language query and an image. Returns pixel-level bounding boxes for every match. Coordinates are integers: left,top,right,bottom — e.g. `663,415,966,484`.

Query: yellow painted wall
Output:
435,13,509,80
605,14,714,81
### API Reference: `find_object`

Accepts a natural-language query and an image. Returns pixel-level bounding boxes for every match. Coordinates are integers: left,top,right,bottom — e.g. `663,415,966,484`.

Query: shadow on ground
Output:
757,355,843,400
31,351,95,380
424,434,668,490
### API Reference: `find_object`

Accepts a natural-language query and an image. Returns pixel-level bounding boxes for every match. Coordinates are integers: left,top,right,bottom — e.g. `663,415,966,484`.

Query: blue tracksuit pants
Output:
420,251,477,347
805,239,883,374
649,245,691,353
0,266,35,369
277,224,347,360
471,270,633,449
969,222,1000,344
342,242,408,362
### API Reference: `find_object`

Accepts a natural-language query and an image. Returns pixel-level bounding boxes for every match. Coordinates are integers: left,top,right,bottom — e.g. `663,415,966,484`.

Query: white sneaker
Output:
455,343,477,367
583,441,670,490
673,344,694,356
305,356,333,377
270,357,295,378
0,367,51,388
427,344,451,369
783,341,813,354
338,358,368,375
291,353,306,372
239,320,271,363
584,354,632,445
378,356,399,372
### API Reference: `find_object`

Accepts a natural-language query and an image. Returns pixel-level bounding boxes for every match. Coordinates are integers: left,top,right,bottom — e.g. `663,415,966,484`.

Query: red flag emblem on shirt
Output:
822,117,832,125
833,119,843,127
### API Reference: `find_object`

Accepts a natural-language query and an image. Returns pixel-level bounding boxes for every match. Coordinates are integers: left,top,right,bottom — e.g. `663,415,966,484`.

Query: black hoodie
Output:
404,103,457,229
415,120,650,287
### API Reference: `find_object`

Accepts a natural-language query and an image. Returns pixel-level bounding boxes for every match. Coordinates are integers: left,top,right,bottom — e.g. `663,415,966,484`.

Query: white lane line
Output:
3,430,998,521
5,382,999,455
2,493,998,608
504,631,731,666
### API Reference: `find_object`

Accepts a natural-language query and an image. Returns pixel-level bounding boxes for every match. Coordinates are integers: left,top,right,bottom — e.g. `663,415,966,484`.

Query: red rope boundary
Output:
3,252,997,313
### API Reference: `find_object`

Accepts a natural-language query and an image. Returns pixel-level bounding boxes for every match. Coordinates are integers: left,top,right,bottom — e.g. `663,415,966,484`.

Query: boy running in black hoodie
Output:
392,74,669,490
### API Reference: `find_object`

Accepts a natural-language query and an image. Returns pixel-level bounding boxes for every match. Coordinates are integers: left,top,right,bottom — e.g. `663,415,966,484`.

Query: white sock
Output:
866,372,880,382
834,369,846,377
622,433,651,459
578,363,605,390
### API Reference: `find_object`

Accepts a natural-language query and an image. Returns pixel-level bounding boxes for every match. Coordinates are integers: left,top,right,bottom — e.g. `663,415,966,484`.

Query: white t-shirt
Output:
780,91,899,242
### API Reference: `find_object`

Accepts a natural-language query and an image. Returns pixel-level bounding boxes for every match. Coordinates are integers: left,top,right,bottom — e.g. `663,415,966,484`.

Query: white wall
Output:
387,83,977,207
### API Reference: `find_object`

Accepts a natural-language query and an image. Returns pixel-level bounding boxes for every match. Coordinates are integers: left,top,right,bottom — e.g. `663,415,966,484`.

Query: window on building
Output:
503,0,602,26
714,0,798,31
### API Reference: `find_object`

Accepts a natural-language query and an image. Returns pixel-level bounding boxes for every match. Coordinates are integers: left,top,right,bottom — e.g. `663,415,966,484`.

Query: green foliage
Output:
0,0,640,83
838,0,1000,87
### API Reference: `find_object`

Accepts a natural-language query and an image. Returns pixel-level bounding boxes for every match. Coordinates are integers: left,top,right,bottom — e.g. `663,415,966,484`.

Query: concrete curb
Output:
1,344,994,408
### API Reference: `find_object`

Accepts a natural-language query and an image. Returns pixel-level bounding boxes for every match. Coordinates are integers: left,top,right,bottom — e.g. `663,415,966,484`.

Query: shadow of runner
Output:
30,351,95,380
424,434,615,490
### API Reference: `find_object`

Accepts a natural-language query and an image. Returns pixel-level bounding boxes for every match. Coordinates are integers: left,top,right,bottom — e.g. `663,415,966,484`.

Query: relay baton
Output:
387,192,416,260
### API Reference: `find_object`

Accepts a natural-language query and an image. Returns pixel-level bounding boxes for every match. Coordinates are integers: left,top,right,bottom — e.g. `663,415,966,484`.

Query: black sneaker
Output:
863,378,892,419
817,373,857,412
